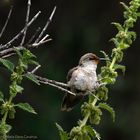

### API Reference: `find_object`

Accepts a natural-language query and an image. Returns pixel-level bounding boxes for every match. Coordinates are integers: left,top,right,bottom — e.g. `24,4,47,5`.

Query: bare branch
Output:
29,38,52,48
0,11,41,50
0,6,13,38
0,38,51,58
40,34,49,42
35,75,68,88
31,65,41,73
39,80,76,96
20,0,31,46
35,6,56,43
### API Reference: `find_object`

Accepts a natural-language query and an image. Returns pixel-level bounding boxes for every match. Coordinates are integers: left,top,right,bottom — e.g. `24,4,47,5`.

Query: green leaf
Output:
5,124,12,133
120,2,129,11
98,103,115,122
0,58,14,72
111,22,124,31
25,73,40,85
23,49,36,59
92,129,100,140
119,43,129,50
56,123,69,140
28,60,39,65
83,125,96,138
114,64,126,74
9,107,16,119
14,47,22,58
15,103,37,114
0,91,4,102
15,85,24,93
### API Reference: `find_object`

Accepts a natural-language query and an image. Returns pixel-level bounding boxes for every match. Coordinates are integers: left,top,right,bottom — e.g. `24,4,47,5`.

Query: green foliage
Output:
57,0,140,140
0,91,4,103
0,58,14,72
15,103,37,114
56,123,69,140
0,48,39,139
25,73,40,85
98,103,115,122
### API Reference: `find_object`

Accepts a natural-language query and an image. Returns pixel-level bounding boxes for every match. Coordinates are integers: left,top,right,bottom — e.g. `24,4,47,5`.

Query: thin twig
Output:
31,65,41,73
35,6,56,43
29,38,52,48
40,34,49,42
0,11,41,50
0,38,51,58
20,0,31,46
0,6,13,38
27,27,41,44
2,53,15,58
38,80,76,96
35,75,68,88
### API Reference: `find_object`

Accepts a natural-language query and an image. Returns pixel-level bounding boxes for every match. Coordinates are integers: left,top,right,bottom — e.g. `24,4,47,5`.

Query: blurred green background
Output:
0,0,140,140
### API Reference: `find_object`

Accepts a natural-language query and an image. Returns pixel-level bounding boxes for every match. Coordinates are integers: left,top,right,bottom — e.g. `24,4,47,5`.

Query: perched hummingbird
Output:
61,53,103,111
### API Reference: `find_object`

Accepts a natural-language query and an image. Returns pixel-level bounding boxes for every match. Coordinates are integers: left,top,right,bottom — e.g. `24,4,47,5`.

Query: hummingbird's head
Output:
79,53,100,66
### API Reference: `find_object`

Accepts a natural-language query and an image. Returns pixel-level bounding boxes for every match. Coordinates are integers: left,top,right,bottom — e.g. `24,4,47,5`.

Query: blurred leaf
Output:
25,73,40,85
112,22,124,31
0,58,14,72
120,2,129,11
28,60,39,65
9,107,16,119
98,103,115,122
15,103,37,114
5,124,12,133
56,123,69,140
83,125,95,138
0,91,4,102
114,64,126,74
15,85,24,93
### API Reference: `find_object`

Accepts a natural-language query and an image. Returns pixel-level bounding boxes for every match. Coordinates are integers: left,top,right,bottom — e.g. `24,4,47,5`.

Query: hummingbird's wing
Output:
66,66,78,81
61,66,83,111
61,93,83,111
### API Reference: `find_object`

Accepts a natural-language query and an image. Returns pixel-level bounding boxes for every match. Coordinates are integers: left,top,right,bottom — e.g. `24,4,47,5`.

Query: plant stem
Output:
109,57,116,69
80,98,98,128
1,96,14,125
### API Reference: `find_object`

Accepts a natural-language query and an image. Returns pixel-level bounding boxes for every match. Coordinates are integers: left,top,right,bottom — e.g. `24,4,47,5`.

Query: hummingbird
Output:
61,53,104,111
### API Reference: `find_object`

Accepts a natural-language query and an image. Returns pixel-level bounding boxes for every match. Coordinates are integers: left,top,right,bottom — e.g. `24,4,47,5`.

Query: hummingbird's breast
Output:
68,64,98,92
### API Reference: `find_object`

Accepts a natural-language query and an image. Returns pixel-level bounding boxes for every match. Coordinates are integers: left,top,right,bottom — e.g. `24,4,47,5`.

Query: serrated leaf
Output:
15,103,37,114
56,123,69,140
0,91,4,102
25,73,40,85
98,103,115,122
0,58,14,72
83,125,96,138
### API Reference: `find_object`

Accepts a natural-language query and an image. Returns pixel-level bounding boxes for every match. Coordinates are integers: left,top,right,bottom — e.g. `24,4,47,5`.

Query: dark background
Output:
0,0,140,140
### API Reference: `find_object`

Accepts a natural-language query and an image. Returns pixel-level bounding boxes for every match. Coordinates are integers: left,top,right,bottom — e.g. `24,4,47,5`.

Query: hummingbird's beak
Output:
99,58,110,61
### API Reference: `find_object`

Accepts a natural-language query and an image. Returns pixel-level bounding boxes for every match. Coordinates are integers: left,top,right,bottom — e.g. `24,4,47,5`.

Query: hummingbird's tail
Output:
61,94,83,111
